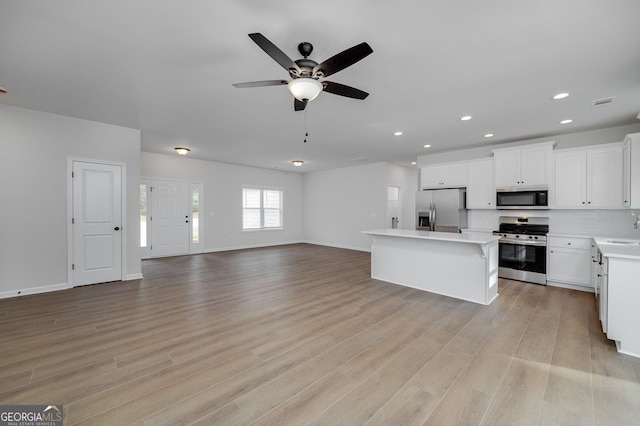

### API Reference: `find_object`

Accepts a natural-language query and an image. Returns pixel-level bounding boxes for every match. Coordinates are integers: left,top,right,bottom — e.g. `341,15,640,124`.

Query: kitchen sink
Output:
605,240,640,245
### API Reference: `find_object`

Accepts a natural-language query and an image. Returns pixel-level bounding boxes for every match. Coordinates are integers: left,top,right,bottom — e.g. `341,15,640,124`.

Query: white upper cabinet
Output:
623,132,640,208
466,159,495,209
420,163,467,189
554,143,623,209
493,142,554,188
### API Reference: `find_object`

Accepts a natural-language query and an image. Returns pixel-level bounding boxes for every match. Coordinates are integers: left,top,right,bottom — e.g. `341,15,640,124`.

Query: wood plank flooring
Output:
1,243,639,425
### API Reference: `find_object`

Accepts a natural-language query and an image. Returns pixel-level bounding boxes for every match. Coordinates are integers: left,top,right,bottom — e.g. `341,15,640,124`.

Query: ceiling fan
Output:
233,33,373,111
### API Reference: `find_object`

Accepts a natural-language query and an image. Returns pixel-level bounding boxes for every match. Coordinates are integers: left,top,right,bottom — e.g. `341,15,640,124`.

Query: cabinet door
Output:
554,151,587,208
494,150,521,188
420,166,442,189
467,160,494,209
587,146,622,208
548,247,591,285
441,163,467,187
599,258,608,334
520,146,550,186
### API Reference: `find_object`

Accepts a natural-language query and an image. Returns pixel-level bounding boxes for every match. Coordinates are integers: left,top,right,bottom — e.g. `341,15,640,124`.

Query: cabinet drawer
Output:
548,236,591,250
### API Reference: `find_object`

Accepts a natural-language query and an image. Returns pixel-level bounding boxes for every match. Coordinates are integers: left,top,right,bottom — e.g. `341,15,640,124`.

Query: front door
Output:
72,161,122,286
151,181,190,256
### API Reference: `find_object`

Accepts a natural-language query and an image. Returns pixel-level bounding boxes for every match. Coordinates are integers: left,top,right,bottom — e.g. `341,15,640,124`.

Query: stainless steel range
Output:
493,216,549,285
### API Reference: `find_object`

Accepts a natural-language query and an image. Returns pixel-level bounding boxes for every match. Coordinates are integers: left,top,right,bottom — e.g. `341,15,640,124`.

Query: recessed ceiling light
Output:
424,144,431,148
394,131,403,136
292,160,304,167
411,161,417,165
560,119,573,124
553,92,570,100
174,147,190,155
484,133,494,138
460,115,472,121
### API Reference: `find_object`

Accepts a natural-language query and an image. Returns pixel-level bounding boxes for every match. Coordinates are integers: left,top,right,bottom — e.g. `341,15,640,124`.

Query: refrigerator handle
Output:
430,204,436,231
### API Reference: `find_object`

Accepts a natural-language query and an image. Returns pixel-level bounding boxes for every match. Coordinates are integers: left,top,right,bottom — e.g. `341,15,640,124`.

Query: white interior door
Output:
151,181,189,256
73,161,122,286
387,186,400,228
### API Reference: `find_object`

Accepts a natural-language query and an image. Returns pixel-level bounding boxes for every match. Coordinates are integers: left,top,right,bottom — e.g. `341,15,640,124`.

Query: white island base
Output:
363,229,500,305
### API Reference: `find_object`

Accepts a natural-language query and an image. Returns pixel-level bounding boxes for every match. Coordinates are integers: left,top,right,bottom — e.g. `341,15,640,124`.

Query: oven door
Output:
498,240,547,285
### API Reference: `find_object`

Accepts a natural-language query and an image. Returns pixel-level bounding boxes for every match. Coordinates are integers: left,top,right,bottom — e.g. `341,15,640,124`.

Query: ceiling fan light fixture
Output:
288,78,323,102
174,147,190,155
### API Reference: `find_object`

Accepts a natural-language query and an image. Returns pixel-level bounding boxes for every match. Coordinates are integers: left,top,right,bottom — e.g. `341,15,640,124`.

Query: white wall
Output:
0,105,141,297
303,162,417,251
141,152,304,251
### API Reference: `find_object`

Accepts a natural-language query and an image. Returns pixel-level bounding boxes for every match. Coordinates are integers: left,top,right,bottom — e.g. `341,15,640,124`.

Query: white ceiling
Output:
1,1,639,172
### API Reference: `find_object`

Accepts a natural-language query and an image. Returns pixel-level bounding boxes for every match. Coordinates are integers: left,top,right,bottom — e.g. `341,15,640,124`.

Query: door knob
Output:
114,226,120,231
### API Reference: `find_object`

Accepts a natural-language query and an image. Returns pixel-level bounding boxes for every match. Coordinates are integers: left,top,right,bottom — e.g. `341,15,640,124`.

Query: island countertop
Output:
363,228,500,245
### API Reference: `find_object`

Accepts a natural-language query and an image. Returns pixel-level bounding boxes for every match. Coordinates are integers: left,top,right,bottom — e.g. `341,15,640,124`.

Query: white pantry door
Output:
151,181,190,256
73,161,122,286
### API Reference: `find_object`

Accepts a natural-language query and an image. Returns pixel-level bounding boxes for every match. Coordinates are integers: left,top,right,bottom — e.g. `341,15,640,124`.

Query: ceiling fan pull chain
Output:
304,109,308,143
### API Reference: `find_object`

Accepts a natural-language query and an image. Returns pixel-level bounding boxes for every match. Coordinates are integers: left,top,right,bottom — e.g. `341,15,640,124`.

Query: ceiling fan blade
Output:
294,98,307,111
322,81,369,100
248,33,301,75
233,80,288,88
313,42,373,78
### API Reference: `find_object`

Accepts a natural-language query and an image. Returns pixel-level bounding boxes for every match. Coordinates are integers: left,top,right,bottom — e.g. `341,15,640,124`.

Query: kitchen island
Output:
363,229,500,305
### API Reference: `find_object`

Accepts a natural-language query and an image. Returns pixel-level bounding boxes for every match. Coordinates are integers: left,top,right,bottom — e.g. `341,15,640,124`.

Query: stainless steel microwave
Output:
496,187,549,210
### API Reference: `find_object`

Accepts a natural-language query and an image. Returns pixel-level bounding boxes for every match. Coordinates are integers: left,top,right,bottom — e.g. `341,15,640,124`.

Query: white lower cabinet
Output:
547,236,592,288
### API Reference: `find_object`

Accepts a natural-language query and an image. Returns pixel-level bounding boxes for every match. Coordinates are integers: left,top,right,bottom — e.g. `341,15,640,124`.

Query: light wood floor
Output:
1,244,639,425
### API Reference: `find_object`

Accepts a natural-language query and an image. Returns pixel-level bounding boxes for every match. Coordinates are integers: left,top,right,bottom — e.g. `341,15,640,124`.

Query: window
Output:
140,183,148,247
192,186,199,243
243,188,283,230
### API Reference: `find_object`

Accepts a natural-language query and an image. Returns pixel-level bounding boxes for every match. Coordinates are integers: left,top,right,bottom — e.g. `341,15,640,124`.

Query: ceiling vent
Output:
592,96,615,108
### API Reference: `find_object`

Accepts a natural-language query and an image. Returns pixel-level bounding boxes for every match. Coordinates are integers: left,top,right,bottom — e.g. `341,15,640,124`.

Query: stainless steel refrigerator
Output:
416,188,468,233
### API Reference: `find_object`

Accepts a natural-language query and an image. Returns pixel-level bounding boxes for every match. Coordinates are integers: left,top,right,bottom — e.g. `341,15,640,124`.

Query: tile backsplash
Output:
469,209,640,238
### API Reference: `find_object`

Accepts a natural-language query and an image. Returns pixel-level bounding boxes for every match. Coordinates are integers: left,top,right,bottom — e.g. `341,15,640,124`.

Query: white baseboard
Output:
125,273,143,281
303,240,371,253
0,283,68,300
546,281,595,293
203,240,304,253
